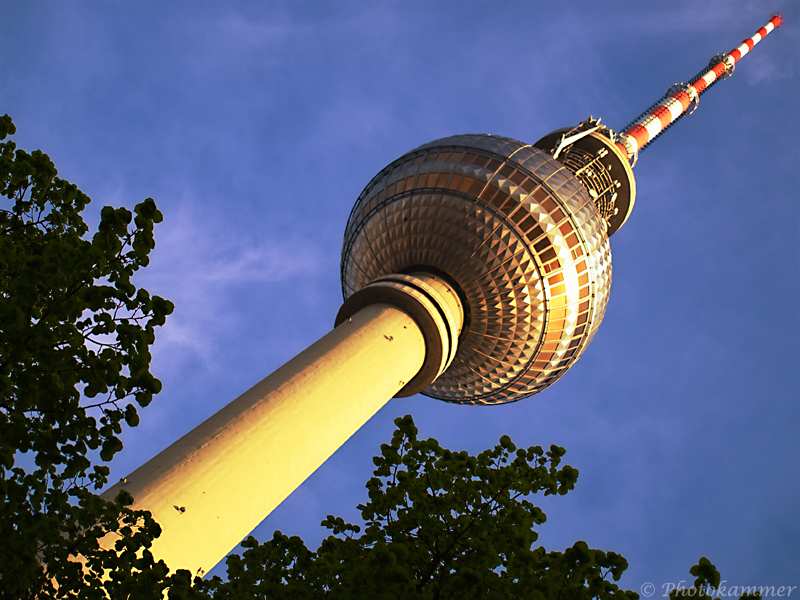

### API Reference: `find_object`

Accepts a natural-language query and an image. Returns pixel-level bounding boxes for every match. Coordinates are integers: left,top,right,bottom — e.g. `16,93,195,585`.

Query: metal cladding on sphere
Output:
341,135,613,405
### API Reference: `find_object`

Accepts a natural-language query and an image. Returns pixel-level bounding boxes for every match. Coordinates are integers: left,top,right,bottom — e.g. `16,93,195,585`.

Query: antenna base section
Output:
535,119,636,236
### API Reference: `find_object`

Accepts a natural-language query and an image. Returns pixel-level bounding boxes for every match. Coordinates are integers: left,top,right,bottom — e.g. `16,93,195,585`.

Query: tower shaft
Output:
102,303,423,576
102,271,463,577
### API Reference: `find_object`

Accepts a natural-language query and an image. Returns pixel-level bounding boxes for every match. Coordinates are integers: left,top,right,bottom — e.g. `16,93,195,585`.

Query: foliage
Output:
667,557,722,599
0,114,179,599
668,558,762,600
196,415,637,600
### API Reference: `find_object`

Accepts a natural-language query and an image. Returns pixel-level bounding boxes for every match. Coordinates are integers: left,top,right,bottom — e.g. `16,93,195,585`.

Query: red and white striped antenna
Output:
615,13,785,166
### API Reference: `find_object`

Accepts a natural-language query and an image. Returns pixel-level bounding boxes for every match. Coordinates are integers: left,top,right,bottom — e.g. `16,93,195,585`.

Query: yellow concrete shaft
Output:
102,303,425,577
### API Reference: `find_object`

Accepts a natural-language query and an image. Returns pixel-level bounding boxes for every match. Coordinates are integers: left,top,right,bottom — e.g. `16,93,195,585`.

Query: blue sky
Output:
2,0,798,593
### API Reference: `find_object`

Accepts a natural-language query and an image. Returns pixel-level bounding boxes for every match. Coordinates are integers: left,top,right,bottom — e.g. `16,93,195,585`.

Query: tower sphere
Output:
341,134,616,405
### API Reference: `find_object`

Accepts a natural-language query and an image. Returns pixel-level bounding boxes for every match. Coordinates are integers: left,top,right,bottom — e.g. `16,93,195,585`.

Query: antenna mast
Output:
615,13,784,165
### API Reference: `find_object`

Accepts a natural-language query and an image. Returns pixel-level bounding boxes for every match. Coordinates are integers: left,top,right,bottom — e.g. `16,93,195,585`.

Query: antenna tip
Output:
770,12,785,27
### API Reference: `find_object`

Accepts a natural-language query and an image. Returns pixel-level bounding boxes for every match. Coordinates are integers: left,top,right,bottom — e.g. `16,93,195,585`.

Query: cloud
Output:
216,10,312,48
136,192,328,372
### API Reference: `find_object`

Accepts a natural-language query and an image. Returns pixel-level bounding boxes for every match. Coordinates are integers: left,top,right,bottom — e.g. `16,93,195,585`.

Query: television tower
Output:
101,14,783,577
